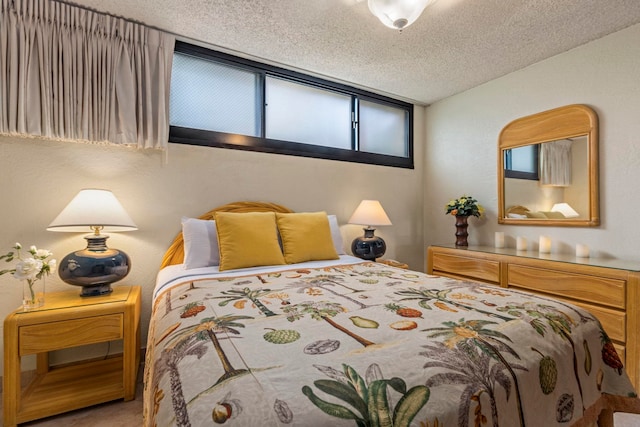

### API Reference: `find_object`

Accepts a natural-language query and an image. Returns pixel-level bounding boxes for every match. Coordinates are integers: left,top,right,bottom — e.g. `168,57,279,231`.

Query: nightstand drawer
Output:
19,314,123,355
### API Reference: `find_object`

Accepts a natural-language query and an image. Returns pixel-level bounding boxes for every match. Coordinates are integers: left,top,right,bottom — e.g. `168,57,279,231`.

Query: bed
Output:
505,205,568,220
143,202,640,427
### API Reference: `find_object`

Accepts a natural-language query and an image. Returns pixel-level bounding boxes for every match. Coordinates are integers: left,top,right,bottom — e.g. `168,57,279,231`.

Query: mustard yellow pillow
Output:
215,212,285,271
276,212,339,264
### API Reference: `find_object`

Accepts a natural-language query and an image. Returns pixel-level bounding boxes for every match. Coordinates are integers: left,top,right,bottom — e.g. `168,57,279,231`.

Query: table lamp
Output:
348,200,392,261
551,202,580,218
47,189,137,296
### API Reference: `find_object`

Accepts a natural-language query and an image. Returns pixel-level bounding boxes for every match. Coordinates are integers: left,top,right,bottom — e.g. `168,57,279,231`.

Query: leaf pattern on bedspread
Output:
143,262,638,427
302,363,430,427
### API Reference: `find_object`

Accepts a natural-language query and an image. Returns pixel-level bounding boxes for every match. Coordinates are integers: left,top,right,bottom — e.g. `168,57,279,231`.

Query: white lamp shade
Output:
348,200,392,227
368,0,435,30
47,189,137,232
551,202,579,218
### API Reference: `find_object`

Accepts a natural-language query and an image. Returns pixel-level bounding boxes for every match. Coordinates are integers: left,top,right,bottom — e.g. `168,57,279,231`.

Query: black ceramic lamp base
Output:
351,227,386,261
58,234,131,297
79,283,114,297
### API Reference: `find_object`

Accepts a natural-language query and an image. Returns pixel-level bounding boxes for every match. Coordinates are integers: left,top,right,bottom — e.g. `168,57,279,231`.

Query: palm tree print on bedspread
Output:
214,287,281,317
153,335,209,427
497,301,596,411
286,275,371,309
393,287,514,321
283,301,375,347
423,319,528,427
166,314,254,385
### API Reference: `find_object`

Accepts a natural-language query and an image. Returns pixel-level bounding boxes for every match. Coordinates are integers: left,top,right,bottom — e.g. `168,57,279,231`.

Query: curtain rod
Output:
57,0,175,34
56,0,274,60
56,0,425,106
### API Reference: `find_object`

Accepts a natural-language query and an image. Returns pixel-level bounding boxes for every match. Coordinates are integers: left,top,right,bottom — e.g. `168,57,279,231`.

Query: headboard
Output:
505,205,530,216
159,201,294,269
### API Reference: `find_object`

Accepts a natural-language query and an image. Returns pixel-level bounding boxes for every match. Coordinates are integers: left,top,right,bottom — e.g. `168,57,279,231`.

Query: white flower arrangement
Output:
0,243,56,306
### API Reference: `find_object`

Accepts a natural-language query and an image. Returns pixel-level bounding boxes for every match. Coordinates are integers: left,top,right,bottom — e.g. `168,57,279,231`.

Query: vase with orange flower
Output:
445,195,484,246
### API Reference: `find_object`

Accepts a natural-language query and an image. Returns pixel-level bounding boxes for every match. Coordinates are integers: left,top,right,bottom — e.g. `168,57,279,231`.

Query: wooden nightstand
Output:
378,259,409,269
3,285,141,426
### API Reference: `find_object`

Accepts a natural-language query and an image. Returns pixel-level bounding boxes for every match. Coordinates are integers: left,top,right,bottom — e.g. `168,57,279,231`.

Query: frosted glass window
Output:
504,145,539,180
169,41,413,168
510,146,536,172
359,100,408,157
170,53,260,136
265,77,352,149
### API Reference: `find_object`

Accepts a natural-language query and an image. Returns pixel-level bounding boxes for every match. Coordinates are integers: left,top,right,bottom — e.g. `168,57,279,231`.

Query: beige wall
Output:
4,18,640,375
0,107,425,369
425,23,640,258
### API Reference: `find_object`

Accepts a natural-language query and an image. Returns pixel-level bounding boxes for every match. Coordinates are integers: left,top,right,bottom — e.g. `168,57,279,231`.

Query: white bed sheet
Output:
153,254,365,299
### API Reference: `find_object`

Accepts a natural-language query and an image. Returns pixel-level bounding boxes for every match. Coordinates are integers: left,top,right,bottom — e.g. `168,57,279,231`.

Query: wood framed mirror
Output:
498,104,599,226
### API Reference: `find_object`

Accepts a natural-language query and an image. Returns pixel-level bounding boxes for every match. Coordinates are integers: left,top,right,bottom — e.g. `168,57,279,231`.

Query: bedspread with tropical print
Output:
143,261,637,427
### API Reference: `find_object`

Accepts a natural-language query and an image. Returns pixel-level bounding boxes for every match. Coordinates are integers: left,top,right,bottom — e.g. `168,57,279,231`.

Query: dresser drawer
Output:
507,265,626,309
19,314,124,355
549,296,626,343
577,303,625,343
431,253,500,284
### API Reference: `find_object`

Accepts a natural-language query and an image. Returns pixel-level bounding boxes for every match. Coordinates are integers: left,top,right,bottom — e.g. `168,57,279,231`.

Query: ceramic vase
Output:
455,215,469,246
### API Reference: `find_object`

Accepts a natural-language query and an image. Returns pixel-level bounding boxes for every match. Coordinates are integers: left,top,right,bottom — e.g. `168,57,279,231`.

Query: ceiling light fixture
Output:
368,0,436,31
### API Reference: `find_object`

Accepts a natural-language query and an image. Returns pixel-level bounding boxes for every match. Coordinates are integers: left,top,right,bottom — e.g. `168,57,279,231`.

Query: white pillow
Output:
327,214,346,255
181,217,220,269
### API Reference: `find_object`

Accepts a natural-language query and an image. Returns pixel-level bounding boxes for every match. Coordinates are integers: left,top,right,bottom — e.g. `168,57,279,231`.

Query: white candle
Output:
495,232,505,248
539,236,551,254
516,236,527,251
576,244,590,258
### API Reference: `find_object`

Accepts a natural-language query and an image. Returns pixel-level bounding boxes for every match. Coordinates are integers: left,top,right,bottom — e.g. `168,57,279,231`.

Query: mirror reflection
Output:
497,104,599,227
504,136,589,220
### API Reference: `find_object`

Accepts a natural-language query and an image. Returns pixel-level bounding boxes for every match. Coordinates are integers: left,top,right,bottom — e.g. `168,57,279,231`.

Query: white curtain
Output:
540,139,573,186
0,0,175,149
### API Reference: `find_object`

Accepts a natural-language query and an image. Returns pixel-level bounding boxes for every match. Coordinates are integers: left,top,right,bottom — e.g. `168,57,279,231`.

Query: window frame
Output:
504,145,540,180
169,41,414,169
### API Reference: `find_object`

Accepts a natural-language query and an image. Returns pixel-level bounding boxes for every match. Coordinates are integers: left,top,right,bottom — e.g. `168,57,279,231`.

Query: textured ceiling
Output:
70,0,640,105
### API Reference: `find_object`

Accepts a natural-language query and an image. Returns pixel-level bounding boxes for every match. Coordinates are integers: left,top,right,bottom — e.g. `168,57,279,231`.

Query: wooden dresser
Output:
427,244,640,391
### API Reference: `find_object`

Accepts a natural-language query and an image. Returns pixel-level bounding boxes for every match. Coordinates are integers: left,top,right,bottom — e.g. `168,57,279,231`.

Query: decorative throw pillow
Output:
181,217,219,269
276,211,339,264
327,214,346,255
215,211,286,271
